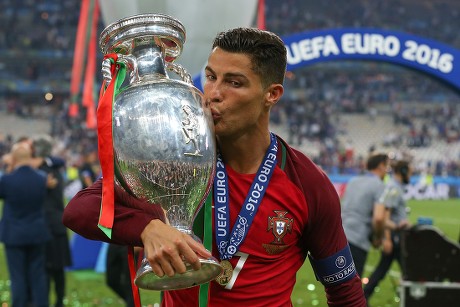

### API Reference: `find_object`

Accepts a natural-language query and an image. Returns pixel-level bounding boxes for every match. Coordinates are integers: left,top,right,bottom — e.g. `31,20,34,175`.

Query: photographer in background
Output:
33,135,72,307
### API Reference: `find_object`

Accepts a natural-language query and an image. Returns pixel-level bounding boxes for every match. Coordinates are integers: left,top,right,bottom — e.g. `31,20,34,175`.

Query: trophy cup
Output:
99,13,222,290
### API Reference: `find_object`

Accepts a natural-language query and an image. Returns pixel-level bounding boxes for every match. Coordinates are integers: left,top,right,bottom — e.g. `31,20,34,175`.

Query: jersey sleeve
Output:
378,184,399,210
62,178,165,246
305,169,367,306
281,141,366,306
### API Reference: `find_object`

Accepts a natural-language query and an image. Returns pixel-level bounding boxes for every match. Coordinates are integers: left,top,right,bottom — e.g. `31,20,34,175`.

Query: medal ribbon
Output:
213,133,278,260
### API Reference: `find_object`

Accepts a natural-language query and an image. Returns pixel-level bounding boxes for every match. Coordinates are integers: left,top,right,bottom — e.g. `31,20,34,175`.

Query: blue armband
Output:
308,244,356,286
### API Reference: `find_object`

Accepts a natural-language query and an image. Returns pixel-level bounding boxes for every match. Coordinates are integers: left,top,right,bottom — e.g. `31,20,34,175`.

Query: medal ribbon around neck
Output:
213,133,278,260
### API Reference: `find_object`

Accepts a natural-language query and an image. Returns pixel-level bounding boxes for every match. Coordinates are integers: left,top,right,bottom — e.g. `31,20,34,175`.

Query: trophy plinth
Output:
99,13,222,290
135,257,223,290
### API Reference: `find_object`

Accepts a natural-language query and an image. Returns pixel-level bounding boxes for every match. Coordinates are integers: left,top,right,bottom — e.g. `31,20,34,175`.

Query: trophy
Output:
99,13,222,290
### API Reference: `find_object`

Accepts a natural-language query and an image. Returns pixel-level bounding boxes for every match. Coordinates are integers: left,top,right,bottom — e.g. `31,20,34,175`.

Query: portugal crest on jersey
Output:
263,210,293,254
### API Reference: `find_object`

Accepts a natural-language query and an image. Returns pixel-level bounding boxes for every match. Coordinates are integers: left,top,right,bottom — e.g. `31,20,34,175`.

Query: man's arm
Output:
62,178,166,246
371,202,387,247
303,173,367,306
63,178,212,276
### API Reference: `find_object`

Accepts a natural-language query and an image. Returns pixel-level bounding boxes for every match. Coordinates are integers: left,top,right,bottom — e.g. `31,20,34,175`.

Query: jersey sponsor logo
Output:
263,210,293,255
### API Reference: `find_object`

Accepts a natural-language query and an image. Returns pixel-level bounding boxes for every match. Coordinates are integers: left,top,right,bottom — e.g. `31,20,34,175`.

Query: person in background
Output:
363,160,412,301
341,153,390,277
0,141,52,307
78,146,99,189
105,244,139,307
32,134,73,307
63,27,366,306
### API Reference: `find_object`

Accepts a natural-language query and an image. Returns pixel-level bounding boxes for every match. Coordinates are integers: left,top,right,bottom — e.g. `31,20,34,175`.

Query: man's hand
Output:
382,238,393,255
46,174,58,188
371,234,382,248
397,220,410,230
140,219,212,277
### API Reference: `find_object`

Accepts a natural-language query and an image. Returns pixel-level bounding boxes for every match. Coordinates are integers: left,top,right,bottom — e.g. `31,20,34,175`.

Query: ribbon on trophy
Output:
97,53,126,239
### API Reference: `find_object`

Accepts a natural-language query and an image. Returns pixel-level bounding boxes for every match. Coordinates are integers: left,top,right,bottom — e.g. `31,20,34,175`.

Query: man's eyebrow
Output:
204,66,214,74
205,66,249,80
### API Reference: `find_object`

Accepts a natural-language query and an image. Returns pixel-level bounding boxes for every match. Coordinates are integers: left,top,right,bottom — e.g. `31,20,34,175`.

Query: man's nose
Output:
205,82,223,102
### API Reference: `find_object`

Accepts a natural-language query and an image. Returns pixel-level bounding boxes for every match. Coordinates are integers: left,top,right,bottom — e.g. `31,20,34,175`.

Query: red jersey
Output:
164,162,306,306
63,135,366,306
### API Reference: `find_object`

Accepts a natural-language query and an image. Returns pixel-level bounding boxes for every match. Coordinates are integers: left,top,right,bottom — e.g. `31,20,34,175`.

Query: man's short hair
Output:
33,134,54,158
212,27,287,88
393,160,410,176
366,153,388,171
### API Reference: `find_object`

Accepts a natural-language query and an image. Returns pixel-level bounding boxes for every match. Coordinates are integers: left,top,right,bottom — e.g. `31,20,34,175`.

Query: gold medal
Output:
215,260,233,287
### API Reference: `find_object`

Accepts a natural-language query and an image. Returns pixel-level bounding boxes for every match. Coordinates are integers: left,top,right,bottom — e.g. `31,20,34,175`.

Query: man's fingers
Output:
186,234,212,259
150,262,165,277
146,244,188,277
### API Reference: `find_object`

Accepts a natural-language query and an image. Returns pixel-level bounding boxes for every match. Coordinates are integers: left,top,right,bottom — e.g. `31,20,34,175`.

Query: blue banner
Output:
193,28,460,91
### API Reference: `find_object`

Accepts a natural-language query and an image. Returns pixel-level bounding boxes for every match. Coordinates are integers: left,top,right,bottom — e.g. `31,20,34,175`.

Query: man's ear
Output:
265,83,284,107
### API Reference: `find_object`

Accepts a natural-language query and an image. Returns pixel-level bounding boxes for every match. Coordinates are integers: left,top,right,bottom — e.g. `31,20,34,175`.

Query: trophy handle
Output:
166,62,193,85
103,55,191,86
101,58,112,83
101,54,137,87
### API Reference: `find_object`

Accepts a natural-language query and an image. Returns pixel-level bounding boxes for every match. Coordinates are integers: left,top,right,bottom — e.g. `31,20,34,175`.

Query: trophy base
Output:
134,257,223,290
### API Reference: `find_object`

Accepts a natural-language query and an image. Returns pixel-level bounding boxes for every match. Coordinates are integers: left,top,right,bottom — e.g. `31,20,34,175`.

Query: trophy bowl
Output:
99,13,222,290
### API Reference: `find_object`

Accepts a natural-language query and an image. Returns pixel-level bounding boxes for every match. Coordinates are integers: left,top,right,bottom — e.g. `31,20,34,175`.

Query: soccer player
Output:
63,27,366,306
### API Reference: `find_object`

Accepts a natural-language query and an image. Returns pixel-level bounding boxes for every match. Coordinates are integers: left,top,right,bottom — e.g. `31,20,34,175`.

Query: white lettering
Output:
341,33,400,56
286,35,340,65
216,170,225,180
402,40,453,73
404,183,450,200
258,173,267,183
253,182,264,192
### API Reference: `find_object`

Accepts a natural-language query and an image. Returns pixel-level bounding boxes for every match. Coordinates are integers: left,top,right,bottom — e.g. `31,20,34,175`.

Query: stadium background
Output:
0,0,459,306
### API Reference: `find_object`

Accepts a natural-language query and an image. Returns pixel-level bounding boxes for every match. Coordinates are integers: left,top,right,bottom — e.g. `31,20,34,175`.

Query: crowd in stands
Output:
265,0,460,176
0,0,459,178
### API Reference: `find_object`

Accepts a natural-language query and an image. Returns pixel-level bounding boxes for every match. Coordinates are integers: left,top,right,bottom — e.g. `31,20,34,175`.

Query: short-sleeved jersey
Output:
341,173,385,251
162,136,363,306
378,178,407,225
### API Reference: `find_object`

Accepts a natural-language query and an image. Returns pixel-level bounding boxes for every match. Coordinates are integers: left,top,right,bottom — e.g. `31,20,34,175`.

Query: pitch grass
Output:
0,199,459,306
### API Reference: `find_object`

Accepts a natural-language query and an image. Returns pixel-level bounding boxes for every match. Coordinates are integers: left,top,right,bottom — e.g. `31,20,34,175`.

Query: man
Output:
63,27,366,306
0,141,51,307
78,146,99,189
341,153,389,277
105,244,137,307
33,135,73,307
363,160,411,301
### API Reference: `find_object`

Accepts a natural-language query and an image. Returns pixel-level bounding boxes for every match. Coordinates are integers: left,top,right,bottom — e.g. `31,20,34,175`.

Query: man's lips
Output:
211,109,221,120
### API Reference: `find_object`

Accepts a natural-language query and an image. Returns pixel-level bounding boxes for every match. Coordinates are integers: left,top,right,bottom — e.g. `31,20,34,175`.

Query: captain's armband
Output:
308,244,356,287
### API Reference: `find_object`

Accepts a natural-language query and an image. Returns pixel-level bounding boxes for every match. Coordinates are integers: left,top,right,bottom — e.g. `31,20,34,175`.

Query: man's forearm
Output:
63,178,166,246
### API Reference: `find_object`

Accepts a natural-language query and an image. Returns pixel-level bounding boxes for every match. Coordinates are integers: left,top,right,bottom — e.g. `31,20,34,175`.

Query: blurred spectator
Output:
32,134,72,307
78,146,99,189
340,153,390,277
0,141,51,307
363,160,412,301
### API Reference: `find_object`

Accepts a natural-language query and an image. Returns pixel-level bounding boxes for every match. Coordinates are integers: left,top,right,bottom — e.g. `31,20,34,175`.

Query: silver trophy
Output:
99,13,222,290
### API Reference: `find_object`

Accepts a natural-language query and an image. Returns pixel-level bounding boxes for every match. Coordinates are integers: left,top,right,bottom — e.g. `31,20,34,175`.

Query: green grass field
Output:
1,199,459,306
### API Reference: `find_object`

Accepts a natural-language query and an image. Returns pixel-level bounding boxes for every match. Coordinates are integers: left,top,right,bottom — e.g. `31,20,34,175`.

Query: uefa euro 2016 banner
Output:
193,28,460,92
284,28,459,89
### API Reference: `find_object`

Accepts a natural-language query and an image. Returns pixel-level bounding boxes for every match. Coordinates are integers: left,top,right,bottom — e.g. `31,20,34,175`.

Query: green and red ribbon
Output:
96,54,126,239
